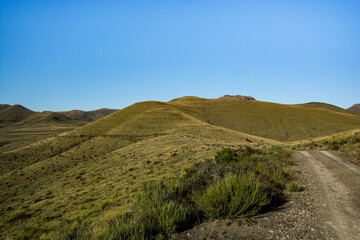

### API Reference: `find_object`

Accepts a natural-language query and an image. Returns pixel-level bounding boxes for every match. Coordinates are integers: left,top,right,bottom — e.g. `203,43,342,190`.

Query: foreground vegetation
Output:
51,145,295,240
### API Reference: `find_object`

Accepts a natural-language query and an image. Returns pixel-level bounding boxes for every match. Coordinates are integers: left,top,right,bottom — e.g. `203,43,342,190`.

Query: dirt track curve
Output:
295,151,360,240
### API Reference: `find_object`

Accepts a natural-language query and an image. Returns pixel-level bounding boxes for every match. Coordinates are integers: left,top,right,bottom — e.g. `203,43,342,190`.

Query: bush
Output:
178,160,241,199
214,148,238,163
194,173,271,219
133,181,189,237
100,180,189,240
235,145,258,160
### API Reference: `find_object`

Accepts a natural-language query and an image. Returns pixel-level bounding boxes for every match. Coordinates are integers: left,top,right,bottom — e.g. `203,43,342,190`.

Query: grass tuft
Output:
287,181,303,192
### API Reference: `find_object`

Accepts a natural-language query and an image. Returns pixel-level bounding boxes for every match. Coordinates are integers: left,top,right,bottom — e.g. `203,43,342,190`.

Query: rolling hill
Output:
60,108,118,122
296,102,356,115
0,104,36,124
0,104,118,128
170,96,360,141
0,105,118,152
1,96,360,239
348,104,360,114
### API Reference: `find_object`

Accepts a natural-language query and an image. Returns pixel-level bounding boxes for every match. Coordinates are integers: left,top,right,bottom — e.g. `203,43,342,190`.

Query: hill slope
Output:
60,108,118,122
0,104,35,124
0,100,276,239
0,104,118,128
348,104,360,114
0,105,118,153
296,102,356,115
170,97,360,141
1,97,360,239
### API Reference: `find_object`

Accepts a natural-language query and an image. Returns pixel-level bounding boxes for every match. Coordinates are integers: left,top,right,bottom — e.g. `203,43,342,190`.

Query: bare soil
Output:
172,151,360,240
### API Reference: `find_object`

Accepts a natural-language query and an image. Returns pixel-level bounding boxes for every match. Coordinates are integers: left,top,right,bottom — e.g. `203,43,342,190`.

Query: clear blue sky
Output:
1,0,359,111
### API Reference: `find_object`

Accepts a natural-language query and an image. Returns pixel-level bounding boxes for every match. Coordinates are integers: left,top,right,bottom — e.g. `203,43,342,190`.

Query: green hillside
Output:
296,102,356,115
0,104,35,124
60,108,118,122
0,105,117,152
170,97,360,141
348,104,360,114
1,97,360,239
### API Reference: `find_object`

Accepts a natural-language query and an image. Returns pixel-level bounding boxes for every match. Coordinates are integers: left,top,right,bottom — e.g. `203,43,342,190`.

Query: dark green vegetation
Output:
53,146,293,240
1,97,360,239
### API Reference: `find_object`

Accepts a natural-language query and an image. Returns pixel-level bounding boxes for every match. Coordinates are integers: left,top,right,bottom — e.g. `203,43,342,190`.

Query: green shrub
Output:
178,160,241,200
214,148,238,163
194,173,271,219
134,181,188,234
235,145,257,160
100,181,189,240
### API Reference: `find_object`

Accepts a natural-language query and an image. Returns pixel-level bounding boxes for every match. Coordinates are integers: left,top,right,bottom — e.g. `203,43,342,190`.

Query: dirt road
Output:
296,151,360,240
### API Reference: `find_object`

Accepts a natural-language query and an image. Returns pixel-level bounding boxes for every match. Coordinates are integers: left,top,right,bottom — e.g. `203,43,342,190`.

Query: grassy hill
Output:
296,102,356,115
0,105,117,152
0,104,118,128
170,97,360,141
348,104,360,114
1,97,360,239
0,104,35,124
60,108,118,122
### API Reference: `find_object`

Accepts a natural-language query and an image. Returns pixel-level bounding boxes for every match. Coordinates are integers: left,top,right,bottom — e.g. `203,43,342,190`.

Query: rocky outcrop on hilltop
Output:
223,95,256,100
348,104,360,114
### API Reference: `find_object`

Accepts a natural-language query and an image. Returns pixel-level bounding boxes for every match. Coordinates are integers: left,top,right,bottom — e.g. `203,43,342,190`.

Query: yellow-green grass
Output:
0,126,81,153
1,97,360,239
295,102,357,115
170,96,360,141
0,101,274,239
0,135,226,239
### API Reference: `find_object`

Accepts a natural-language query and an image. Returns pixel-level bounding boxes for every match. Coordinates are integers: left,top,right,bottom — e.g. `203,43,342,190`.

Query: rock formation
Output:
223,95,256,100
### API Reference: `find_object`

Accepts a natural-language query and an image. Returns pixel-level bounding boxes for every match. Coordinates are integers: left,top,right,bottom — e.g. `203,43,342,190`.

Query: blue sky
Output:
0,0,359,111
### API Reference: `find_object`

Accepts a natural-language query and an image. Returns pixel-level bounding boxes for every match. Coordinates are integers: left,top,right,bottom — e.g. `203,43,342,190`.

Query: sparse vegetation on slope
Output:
1,96,358,239
53,145,293,240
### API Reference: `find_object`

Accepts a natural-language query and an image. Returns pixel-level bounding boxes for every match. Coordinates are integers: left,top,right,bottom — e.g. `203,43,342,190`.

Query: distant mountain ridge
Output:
0,104,36,123
348,104,360,114
0,104,118,127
